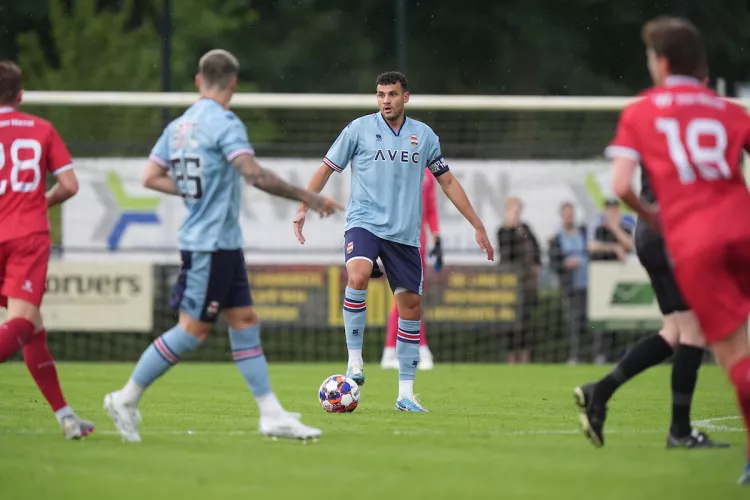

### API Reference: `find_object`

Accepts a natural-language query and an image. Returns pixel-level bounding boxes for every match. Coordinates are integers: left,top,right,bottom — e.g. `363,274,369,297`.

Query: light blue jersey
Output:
150,98,255,251
323,113,449,247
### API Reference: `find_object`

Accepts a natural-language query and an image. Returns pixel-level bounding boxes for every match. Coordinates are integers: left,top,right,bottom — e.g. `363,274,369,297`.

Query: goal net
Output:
9,91,723,365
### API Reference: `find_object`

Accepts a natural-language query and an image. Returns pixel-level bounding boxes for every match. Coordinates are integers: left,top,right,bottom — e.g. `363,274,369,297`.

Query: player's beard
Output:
382,107,403,123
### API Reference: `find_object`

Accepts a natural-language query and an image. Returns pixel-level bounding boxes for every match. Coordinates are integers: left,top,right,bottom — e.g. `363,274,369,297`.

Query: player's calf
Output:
0,317,35,362
343,270,369,385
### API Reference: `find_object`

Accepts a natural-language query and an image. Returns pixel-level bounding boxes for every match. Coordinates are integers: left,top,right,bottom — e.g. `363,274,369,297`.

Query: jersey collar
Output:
0,107,15,114
664,76,702,87
379,112,408,137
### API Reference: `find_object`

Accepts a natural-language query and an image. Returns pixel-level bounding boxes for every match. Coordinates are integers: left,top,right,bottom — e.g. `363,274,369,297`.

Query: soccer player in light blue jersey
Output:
294,72,494,412
104,50,342,442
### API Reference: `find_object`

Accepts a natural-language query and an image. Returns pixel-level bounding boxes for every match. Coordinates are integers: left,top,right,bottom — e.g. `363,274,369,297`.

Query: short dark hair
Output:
0,61,22,105
198,49,239,90
641,16,707,79
560,202,574,212
376,71,408,92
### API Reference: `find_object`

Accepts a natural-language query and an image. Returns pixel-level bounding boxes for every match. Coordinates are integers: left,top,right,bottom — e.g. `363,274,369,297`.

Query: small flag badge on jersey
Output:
206,301,220,317
346,242,354,254
410,134,419,146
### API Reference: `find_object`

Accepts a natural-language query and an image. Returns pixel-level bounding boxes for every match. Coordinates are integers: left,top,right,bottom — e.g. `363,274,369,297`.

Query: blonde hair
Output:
198,49,239,90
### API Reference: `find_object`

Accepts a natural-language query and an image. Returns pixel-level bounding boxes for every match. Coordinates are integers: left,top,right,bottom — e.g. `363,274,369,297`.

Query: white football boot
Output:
258,412,322,441
104,392,142,443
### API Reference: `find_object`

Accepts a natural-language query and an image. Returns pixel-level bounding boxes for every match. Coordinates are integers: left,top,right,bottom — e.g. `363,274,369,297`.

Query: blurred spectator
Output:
496,197,540,364
588,199,635,363
587,199,634,262
549,202,588,364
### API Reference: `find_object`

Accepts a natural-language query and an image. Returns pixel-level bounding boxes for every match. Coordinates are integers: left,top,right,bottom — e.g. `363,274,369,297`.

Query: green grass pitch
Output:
0,362,747,499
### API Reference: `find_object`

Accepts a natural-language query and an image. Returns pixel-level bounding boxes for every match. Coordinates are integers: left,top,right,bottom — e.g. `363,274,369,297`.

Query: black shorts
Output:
169,249,253,323
635,219,688,314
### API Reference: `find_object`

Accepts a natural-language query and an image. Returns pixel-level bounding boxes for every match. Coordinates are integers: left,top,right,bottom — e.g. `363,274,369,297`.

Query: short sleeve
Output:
219,115,255,162
149,126,170,169
47,126,73,175
323,122,357,173
604,105,642,162
426,130,449,178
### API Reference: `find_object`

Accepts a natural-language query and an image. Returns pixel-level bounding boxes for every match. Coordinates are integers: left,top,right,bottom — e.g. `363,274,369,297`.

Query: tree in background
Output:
17,0,162,154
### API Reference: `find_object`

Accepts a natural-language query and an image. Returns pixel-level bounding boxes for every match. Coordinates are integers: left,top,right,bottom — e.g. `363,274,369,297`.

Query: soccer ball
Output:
318,374,360,413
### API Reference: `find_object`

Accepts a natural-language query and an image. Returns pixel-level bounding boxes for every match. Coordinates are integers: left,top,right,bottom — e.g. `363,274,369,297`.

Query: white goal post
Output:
20,91,750,110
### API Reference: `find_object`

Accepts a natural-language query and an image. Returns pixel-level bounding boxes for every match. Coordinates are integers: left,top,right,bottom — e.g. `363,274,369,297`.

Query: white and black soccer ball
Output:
318,374,360,413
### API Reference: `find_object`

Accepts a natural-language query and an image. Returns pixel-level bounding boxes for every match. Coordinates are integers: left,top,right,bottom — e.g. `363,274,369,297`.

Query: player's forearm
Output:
587,241,619,254
45,183,76,208
144,176,179,196
617,189,653,228
611,227,634,251
442,177,484,230
251,168,318,204
299,165,334,213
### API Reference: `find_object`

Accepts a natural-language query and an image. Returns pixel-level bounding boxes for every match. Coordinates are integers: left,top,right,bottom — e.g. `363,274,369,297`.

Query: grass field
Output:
0,362,747,499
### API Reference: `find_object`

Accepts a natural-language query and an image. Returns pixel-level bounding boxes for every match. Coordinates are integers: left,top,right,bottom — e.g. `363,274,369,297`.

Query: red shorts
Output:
0,232,51,308
673,239,750,343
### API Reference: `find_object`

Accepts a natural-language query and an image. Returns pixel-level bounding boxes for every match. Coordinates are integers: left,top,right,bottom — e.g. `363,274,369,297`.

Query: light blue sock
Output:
397,318,421,381
229,324,271,398
131,325,202,388
343,287,367,350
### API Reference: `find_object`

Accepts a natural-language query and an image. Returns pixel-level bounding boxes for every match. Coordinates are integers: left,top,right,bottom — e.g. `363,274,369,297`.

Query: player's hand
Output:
429,236,444,271
306,192,344,218
293,210,307,245
614,245,628,262
475,227,494,261
564,256,580,269
642,204,661,232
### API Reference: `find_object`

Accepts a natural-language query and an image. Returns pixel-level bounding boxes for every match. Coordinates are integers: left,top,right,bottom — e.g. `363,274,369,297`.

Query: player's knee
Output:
395,291,422,320
673,310,706,348
6,298,42,330
347,272,370,290
711,326,750,370
224,306,259,331
178,313,212,342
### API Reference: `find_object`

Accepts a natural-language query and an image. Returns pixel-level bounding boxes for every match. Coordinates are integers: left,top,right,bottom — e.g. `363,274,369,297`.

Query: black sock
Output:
595,333,674,404
670,344,705,437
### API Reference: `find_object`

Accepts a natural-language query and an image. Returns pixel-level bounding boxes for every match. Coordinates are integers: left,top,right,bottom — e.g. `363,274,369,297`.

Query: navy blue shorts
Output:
344,227,423,295
170,249,253,323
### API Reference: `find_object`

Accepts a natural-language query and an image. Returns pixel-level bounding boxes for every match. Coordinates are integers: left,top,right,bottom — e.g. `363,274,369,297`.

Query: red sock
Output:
23,329,67,412
385,305,398,348
728,356,750,461
0,318,35,363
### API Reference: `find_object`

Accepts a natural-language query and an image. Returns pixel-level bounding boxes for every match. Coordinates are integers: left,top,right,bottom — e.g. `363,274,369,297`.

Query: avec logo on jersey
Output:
374,149,420,164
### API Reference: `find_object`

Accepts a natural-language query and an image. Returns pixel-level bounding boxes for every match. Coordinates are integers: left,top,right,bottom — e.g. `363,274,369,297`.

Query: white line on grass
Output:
1,416,743,438
693,416,745,432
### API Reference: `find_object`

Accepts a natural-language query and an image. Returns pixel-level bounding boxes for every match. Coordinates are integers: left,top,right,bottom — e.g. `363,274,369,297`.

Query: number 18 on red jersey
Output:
0,107,73,243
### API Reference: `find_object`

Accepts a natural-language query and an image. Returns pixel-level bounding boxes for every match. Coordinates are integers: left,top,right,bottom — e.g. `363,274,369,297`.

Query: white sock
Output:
398,380,414,400
382,347,396,358
256,392,284,417
348,349,364,366
54,405,74,424
119,378,145,406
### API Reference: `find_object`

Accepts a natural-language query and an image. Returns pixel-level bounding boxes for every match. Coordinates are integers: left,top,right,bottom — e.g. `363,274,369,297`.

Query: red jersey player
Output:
380,169,441,370
598,18,750,485
0,61,94,439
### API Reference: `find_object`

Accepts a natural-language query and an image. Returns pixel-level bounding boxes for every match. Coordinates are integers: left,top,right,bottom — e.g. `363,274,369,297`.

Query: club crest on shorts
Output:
346,242,354,254
206,300,220,317
410,134,418,147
